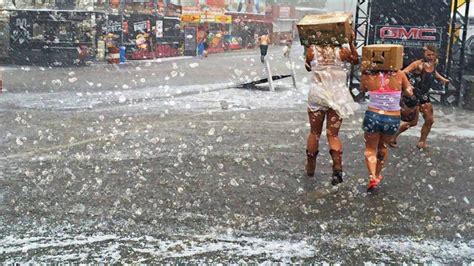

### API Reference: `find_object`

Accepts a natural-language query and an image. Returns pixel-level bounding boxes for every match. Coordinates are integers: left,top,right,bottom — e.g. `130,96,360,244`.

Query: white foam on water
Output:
1,232,473,263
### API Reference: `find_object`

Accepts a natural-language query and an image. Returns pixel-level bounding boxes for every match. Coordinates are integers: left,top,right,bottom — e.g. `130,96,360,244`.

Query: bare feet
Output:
388,141,398,148
416,141,427,149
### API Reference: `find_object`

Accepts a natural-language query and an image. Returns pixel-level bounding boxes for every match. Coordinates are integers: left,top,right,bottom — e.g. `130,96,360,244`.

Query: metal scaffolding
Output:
349,0,371,101
444,0,471,106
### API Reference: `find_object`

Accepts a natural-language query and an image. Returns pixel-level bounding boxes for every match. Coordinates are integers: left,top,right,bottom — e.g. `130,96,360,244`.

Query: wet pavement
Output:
0,47,473,263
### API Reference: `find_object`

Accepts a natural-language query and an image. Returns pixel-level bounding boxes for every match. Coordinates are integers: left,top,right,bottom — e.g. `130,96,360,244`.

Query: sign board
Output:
279,6,291,19
215,15,232,24
184,26,197,56
156,20,163,38
368,0,451,70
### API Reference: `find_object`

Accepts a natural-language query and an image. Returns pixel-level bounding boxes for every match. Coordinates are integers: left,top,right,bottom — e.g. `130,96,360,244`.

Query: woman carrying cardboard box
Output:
303,30,359,185
360,44,415,194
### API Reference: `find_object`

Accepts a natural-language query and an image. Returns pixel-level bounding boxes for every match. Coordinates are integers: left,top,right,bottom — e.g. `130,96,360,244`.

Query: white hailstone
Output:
177,187,184,193
429,170,437,177
234,69,243,76
140,78,146,83
297,187,304,195
448,177,455,183
16,138,24,145
218,163,224,169
189,62,199,68
352,88,360,96
172,63,178,69
118,95,127,103
171,71,178,77
135,67,142,71
179,72,185,77
76,92,83,97
185,103,191,109
208,128,215,136
463,197,470,204
165,76,170,80
216,136,223,143
240,113,246,119
97,83,102,87
135,208,143,216
230,179,239,186
428,184,433,190
122,84,129,89
68,77,78,83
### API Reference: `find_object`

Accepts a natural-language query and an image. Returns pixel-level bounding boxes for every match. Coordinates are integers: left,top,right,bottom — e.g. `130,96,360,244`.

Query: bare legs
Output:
391,103,434,149
365,133,393,192
417,103,434,149
306,109,343,180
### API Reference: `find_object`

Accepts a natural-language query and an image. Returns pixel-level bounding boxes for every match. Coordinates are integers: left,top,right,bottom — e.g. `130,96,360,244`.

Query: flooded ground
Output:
0,47,473,263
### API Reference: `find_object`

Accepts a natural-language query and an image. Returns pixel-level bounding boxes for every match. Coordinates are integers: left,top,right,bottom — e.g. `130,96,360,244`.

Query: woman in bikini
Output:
360,62,414,193
390,45,449,149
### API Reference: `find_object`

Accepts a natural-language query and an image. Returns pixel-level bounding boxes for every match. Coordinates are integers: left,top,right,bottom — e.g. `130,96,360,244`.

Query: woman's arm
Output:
360,74,369,93
305,45,314,72
400,71,414,97
340,31,359,64
402,60,422,74
435,71,450,85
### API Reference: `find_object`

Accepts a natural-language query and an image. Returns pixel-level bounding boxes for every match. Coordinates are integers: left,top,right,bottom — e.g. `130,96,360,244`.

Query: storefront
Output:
8,10,99,65
180,5,232,54
122,13,159,59
270,6,296,45
226,13,272,49
94,0,183,60
155,17,183,58
200,7,231,53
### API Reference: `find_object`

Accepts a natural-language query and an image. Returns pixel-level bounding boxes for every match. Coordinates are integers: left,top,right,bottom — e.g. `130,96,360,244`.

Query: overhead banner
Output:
368,0,452,71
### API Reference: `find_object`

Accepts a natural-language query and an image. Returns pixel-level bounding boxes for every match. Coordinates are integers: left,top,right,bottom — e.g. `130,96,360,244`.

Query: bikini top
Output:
368,72,402,112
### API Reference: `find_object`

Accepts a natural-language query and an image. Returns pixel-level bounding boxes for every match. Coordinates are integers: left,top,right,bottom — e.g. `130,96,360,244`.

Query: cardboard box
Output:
362,44,404,71
297,12,352,46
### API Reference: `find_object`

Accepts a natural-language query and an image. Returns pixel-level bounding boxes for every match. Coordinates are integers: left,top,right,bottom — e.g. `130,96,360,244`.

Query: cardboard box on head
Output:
297,12,352,46
362,44,404,71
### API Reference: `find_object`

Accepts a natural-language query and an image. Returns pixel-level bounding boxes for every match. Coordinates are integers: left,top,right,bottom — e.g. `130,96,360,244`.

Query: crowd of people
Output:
303,31,449,194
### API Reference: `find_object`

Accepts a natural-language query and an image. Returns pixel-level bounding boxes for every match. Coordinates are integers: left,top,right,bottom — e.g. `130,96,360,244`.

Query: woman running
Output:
305,32,359,185
361,64,414,193
390,45,449,149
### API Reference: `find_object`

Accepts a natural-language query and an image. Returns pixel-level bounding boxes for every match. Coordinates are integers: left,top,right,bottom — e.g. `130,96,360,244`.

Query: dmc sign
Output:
379,26,437,41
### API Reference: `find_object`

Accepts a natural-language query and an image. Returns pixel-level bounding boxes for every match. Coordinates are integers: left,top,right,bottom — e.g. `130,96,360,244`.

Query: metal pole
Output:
457,0,470,107
445,0,458,104
120,0,124,46
289,57,297,89
265,59,275,92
